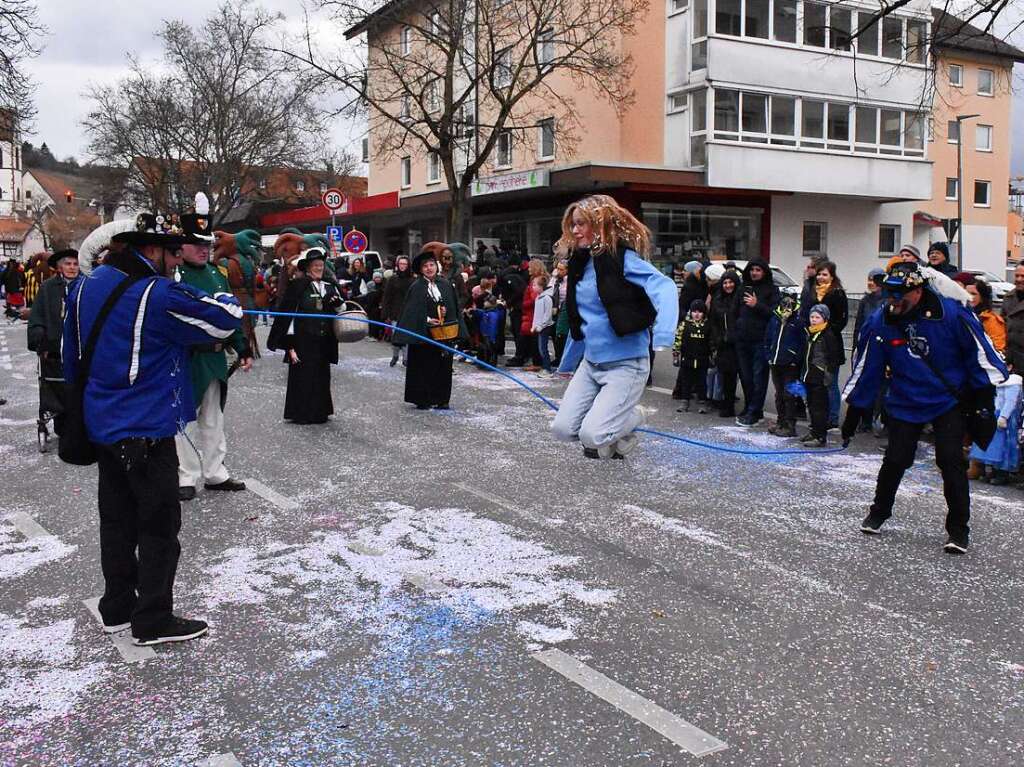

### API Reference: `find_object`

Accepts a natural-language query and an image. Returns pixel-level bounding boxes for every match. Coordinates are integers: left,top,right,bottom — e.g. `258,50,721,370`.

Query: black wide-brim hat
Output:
47,248,78,269
296,247,328,271
181,213,213,243
412,241,447,273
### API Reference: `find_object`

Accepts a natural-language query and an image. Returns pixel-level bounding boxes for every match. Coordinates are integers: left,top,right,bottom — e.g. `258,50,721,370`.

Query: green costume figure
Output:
175,202,253,501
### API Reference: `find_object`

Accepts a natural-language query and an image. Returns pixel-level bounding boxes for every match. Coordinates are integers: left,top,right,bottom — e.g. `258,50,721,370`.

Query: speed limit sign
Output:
321,187,347,213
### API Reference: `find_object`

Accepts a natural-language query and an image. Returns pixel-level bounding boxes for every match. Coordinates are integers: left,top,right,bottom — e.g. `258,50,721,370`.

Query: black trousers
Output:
553,332,567,365
770,364,800,428
674,362,708,401
514,332,542,365
806,381,830,438
96,437,182,635
870,407,970,539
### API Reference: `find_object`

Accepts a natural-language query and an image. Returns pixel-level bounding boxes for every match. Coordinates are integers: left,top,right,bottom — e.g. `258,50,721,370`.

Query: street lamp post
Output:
956,113,980,269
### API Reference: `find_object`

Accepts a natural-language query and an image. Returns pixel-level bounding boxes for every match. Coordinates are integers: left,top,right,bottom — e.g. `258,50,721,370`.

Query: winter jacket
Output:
812,286,849,364
765,309,805,367
531,286,555,333
520,283,539,336
673,317,711,367
852,290,885,353
801,324,843,386
381,269,415,321
63,261,243,444
28,274,81,355
736,259,779,342
1001,290,1024,370
977,308,1006,353
844,289,1008,423
676,273,708,325
709,283,742,372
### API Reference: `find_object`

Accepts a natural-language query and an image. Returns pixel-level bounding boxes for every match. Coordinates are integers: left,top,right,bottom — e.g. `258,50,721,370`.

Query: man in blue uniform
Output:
842,262,1007,554
64,213,243,646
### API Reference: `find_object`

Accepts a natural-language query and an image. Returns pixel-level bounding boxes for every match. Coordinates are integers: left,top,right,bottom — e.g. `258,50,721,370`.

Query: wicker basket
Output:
333,301,369,343
427,306,459,342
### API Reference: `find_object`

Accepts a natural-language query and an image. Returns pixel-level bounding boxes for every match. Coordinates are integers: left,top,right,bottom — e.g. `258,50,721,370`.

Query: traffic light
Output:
64,189,73,203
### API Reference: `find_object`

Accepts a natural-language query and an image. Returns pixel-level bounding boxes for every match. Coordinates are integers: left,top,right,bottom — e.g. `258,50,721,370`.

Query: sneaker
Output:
676,400,691,413
772,425,797,438
943,536,969,554
133,616,208,646
735,415,752,427
583,446,623,460
808,437,828,448
102,621,131,634
860,513,886,535
799,432,819,444
614,433,640,457
205,478,246,492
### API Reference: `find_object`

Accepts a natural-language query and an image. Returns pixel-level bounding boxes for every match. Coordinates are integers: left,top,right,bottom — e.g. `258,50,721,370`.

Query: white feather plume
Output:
195,192,210,215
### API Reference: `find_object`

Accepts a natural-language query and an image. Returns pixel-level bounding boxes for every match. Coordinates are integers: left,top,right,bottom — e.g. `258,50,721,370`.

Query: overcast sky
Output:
27,0,1024,178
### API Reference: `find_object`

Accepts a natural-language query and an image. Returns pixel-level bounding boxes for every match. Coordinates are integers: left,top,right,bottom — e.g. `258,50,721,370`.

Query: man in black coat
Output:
496,263,526,362
27,249,81,434
735,258,780,425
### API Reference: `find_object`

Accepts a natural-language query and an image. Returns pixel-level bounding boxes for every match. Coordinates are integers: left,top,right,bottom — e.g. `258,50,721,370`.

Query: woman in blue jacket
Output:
551,195,678,459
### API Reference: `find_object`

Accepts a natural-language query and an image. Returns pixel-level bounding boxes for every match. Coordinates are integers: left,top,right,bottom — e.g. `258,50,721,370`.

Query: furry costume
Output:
213,229,262,357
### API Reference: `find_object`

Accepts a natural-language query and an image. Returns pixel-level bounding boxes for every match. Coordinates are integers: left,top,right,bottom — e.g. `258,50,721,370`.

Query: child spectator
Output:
673,299,712,412
471,295,505,366
765,295,804,437
800,303,842,446
968,373,1021,485
531,275,556,374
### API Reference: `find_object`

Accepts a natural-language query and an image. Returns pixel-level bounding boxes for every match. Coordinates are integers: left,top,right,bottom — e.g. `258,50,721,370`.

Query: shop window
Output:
945,177,958,200
716,0,742,36
714,89,740,136
538,118,555,160
882,17,903,59
642,202,763,267
773,0,797,43
879,224,901,256
691,0,708,70
401,156,411,188
803,221,828,257
427,152,440,183
857,13,879,56
974,180,991,207
496,130,513,167
978,68,994,96
745,0,769,39
804,2,827,47
949,63,963,87
906,19,926,64
975,124,993,152
829,7,852,51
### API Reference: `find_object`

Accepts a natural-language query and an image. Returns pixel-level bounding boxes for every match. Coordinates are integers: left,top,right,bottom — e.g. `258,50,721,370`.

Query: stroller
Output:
36,353,65,453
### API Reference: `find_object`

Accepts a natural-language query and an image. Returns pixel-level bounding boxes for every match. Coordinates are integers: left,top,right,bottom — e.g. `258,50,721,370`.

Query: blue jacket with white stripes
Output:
843,290,1008,424
63,260,243,444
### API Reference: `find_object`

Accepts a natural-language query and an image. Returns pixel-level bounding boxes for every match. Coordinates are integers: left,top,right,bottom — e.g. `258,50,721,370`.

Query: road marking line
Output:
648,385,674,396
532,649,728,757
7,512,54,540
453,482,551,527
198,754,243,767
404,573,447,592
82,597,156,664
244,479,298,510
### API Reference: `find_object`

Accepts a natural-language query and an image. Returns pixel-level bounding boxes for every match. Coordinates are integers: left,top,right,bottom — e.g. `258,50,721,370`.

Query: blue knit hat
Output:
809,303,830,321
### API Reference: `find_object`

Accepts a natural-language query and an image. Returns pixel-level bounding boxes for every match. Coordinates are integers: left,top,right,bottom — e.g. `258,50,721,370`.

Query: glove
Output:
841,407,864,448
997,416,1008,429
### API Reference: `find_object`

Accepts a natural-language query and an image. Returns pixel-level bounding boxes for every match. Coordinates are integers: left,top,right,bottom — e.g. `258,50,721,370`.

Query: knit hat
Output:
809,303,830,322
928,241,950,260
689,299,706,314
684,260,702,274
868,267,886,286
705,263,725,283
898,244,921,261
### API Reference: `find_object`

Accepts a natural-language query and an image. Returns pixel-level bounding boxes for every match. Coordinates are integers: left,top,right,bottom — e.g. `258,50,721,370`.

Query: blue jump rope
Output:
247,309,846,457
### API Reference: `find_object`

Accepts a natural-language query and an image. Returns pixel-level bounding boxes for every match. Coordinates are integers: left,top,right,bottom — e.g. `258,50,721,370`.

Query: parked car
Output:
712,259,802,297
964,269,1013,302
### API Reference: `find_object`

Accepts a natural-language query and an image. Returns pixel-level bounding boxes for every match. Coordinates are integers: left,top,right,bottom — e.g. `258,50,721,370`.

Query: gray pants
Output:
551,356,649,449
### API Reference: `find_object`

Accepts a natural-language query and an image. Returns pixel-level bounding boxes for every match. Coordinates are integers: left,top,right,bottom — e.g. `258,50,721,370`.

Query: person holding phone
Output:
735,258,780,426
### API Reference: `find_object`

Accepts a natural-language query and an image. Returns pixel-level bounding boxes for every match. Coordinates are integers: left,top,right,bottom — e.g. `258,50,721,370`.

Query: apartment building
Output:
346,1,1017,284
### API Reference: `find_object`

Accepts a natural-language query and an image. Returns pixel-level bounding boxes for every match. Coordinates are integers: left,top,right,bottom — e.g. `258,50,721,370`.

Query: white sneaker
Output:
614,432,641,457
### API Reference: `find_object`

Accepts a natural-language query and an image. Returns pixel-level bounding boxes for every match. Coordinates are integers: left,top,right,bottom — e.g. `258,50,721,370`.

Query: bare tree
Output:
285,0,647,241
83,0,333,226
0,0,45,129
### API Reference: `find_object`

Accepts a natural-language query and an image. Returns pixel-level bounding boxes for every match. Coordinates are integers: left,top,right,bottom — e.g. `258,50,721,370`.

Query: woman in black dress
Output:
267,248,342,424
395,246,466,410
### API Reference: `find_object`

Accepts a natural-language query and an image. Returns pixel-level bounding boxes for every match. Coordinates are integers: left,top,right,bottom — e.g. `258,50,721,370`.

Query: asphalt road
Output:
1,320,1022,767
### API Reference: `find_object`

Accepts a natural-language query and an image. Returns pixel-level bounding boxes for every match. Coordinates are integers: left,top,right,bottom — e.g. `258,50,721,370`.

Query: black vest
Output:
566,245,657,341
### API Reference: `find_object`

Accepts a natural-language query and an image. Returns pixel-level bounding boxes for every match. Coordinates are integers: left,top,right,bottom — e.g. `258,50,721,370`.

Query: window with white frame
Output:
905,19,926,63
717,0,741,35
496,131,513,167
429,12,442,36
690,89,707,165
803,221,828,257
882,16,903,59
361,137,369,163
427,80,440,113
400,26,411,54
295,179,305,192
401,156,412,188
746,0,770,39
400,96,411,122
978,68,994,96
538,118,555,159
770,94,796,145
669,93,688,113
537,29,554,69
976,124,993,152
773,0,797,42
947,119,960,143
258,177,267,190
495,48,513,88
879,224,901,256
858,15,879,55
427,152,440,183
319,182,328,193
949,63,963,87
670,0,688,12
975,179,991,207
945,177,958,200
829,6,852,51
692,0,708,69
803,2,826,47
